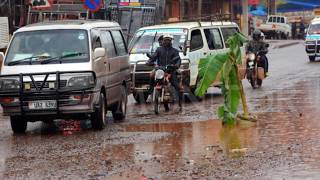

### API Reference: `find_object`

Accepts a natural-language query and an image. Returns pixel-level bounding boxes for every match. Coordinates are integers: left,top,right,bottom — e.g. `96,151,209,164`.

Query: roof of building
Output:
139,21,238,30
16,20,120,32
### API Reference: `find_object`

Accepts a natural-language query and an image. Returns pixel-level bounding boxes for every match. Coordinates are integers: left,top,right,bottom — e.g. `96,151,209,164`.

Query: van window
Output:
111,31,127,56
5,29,90,65
204,29,223,50
91,29,102,50
129,28,187,54
268,17,273,23
221,27,241,47
190,29,203,51
308,23,320,35
100,31,116,58
281,17,285,23
277,17,281,23
272,17,277,23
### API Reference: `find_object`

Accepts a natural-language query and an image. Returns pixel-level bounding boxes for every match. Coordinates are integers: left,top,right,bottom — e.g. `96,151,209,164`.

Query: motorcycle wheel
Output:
154,90,161,115
247,70,256,88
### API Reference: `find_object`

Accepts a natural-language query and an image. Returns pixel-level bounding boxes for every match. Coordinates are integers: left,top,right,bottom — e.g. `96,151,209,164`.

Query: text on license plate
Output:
28,100,57,110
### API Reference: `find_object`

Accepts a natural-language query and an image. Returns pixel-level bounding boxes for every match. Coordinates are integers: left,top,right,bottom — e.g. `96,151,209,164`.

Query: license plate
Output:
28,100,57,110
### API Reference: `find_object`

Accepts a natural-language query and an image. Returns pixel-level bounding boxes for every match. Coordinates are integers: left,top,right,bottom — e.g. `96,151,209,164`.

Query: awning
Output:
277,0,320,12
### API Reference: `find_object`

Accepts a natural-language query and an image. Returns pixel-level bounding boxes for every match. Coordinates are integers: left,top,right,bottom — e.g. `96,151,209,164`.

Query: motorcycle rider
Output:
246,29,269,76
147,34,182,110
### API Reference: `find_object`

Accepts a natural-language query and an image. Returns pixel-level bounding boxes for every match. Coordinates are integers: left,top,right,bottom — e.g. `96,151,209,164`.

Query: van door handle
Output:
204,52,207,55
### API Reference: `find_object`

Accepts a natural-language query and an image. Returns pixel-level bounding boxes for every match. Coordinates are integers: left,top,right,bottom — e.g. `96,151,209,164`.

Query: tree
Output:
195,33,249,125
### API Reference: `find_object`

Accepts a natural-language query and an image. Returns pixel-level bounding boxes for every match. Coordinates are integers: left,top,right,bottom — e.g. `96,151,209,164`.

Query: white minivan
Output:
129,21,244,103
0,20,131,133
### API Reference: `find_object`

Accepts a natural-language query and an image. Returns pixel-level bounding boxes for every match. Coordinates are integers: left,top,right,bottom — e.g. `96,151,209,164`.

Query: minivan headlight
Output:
0,77,20,90
180,59,190,69
67,75,95,88
60,72,95,88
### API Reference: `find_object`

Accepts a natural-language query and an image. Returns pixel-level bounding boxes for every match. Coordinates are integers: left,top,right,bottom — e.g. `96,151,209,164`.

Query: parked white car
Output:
0,20,131,133
257,15,291,39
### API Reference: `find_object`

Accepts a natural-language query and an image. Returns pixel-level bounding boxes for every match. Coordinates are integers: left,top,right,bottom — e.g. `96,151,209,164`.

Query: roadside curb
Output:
272,42,301,49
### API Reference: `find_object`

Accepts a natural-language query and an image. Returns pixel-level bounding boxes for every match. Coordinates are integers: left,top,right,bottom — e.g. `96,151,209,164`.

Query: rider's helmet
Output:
252,29,262,41
163,34,174,40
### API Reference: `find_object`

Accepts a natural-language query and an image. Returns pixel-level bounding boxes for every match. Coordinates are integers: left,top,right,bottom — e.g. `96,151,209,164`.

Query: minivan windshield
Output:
308,24,320,35
5,29,89,65
129,28,188,54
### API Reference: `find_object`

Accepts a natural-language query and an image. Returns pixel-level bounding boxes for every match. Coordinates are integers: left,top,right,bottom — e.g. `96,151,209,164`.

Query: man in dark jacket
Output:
246,29,269,76
147,34,182,110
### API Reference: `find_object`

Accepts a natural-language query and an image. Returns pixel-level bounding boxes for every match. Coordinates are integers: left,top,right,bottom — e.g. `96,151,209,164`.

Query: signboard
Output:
83,0,102,12
29,0,53,10
119,0,141,7
0,17,9,49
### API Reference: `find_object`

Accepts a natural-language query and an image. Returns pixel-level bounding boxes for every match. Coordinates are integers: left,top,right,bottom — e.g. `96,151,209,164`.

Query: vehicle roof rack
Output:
161,13,232,27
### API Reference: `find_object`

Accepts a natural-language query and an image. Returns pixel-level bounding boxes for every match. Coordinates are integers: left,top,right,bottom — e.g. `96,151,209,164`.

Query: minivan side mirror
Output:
266,43,270,48
94,48,105,59
183,40,190,56
0,52,4,62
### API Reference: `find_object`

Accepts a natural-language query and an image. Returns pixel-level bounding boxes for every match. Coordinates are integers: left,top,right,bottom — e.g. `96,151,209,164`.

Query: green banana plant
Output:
195,33,248,125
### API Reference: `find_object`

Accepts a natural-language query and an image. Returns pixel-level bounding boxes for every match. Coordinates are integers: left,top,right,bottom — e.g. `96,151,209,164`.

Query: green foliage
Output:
195,33,247,124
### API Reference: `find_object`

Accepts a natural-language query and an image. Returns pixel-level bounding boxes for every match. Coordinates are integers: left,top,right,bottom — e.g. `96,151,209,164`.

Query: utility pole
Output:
180,0,184,20
242,0,248,36
198,0,202,19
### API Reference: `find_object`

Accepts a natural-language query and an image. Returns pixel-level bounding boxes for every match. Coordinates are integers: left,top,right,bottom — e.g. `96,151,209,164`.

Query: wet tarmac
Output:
1,41,320,179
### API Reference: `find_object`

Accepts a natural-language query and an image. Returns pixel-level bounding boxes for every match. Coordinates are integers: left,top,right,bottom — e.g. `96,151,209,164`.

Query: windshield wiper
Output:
7,55,50,66
129,31,146,53
150,32,158,54
40,52,87,64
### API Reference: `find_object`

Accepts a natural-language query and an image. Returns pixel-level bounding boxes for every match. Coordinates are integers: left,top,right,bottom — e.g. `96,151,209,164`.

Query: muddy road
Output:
1,40,320,179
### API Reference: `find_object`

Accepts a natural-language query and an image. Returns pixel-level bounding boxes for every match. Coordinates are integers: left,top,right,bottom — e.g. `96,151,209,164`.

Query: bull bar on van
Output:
0,71,98,118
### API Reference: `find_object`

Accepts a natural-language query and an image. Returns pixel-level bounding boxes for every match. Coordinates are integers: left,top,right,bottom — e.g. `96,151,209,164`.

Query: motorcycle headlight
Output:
180,62,190,69
248,53,255,61
0,77,20,91
155,69,165,80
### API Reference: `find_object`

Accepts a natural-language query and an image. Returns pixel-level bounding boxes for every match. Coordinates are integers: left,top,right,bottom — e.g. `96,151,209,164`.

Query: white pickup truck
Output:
257,15,291,39
0,17,9,51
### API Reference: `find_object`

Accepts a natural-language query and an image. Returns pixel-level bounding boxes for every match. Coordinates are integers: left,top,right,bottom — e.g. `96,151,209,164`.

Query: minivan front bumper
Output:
306,40,320,56
0,71,98,119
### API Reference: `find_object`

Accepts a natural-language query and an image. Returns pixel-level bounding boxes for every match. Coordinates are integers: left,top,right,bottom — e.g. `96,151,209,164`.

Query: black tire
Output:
247,70,256,88
133,91,149,104
309,56,316,62
91,93,106,130
112,86,127,121
10,116,27,134
188,79,203,102
154,90,161,115
257,79,263,87
164,102,170,112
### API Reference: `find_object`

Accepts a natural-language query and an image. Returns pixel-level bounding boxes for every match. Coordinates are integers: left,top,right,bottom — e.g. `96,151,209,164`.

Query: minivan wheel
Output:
112,86,127,121
91,93,106,130
10,116,27,134
309,56,316,62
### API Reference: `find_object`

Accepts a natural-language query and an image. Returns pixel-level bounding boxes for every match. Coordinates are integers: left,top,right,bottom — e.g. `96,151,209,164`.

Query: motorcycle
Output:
246,52,265,89
153,65,177,114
